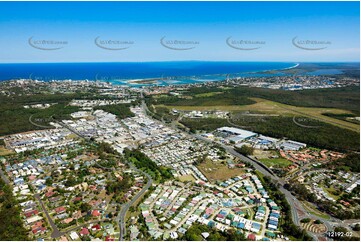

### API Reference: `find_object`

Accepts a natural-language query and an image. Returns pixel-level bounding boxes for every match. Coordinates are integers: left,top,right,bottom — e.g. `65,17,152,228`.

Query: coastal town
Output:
0,0,360,241
0,76,359,241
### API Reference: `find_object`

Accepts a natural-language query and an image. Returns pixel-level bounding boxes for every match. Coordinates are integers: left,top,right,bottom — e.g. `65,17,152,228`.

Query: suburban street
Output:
118,160,153,241
34,193,63,238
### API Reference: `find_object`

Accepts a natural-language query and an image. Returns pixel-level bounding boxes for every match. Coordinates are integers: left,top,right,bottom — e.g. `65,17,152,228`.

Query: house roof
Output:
92,210,101,216
55,206,66,213
248,234,256,240
79,227,89,236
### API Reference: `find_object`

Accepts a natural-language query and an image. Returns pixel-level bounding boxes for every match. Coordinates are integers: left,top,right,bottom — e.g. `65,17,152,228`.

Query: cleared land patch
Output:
194,92,223,98
197,159,244,182
0,146,14,156
178,174,196,182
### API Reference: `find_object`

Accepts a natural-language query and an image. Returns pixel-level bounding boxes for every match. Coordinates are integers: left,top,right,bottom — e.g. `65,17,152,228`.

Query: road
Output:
194,134,333,240
47,115,154,240
55,120,90,140
28,114,54,129
140,97,337,240
0,168,10,185
34,193,63,238
118,160,153,241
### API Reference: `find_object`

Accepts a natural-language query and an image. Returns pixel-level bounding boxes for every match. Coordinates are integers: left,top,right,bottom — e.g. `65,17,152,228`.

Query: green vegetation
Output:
0,103,80,136
285,181,360,220
31,104,80,122
123,148,173,182
231,115,359,152
257,174,312,240
150,86,360,113
180,118,229,133
328,153,360,172
229,86,360,113
148,88,255,107
0,92,90,136
300,218,311,223
179,115,359,152
106,173,133,195
259,158,292,168
331,227,360,241
323,112,359,124
284,183,318,203
148,105,178,123
314,220,323,224
234,145,254,156
352,224,360,231
194,92,223,98
94,104,134,119
0,179,29,240
183,223,246,241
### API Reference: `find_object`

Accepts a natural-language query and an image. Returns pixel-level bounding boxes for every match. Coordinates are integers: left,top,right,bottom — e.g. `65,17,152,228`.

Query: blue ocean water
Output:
0,61,296,85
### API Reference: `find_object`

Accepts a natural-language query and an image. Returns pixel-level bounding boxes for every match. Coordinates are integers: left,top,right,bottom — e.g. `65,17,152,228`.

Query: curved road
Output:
118,160,153,241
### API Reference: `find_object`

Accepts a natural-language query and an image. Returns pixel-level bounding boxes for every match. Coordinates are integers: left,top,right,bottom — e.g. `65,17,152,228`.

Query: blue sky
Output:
0,1,359,63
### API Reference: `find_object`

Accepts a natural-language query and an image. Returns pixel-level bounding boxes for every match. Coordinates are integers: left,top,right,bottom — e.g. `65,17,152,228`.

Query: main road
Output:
193,134,334,240
140,97,335,240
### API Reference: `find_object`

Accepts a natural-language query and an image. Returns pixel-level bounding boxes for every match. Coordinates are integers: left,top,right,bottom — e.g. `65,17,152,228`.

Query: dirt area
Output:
178,174,196,182
0,146,14,156
197,159,244,182
253,149,276,159
301,220,327,233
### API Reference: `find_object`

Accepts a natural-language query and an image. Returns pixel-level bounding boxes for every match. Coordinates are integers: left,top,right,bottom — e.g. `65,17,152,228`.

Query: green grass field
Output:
259,158,293,168
194,92,223,98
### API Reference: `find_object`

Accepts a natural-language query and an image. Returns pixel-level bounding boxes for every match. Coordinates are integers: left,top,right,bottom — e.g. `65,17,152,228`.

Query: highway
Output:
140,96,336,240
193,134,333,240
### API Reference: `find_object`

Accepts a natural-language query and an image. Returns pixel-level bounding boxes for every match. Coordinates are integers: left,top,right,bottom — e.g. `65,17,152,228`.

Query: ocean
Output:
0,61,296,86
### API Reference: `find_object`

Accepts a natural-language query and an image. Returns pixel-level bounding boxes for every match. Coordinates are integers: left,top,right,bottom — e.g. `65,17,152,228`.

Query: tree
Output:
80,203,92,213
45,178,53,186
236,145,254,156
353,224,360,232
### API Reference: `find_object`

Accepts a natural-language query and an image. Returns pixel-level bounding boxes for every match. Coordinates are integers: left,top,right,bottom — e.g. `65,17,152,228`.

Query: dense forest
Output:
0,92,89,136
322,112,359,124
149,86,360,113
0,179,29,240
328,153,360,173
180,118,229,133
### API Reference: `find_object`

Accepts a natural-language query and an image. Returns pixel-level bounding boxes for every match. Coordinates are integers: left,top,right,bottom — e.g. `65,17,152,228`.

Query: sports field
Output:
259,158,293,168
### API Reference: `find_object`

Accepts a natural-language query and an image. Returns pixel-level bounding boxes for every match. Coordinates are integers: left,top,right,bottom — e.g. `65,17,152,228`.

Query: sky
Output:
0,1,359,63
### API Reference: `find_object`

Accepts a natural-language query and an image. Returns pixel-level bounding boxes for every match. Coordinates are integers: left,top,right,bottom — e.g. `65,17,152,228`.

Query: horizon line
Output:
0,60,359,64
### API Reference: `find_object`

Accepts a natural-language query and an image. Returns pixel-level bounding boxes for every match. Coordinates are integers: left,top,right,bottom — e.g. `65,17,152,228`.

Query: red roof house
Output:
92,210,101,217
79,227,89,236
54,206,66,214
247,234,256,241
